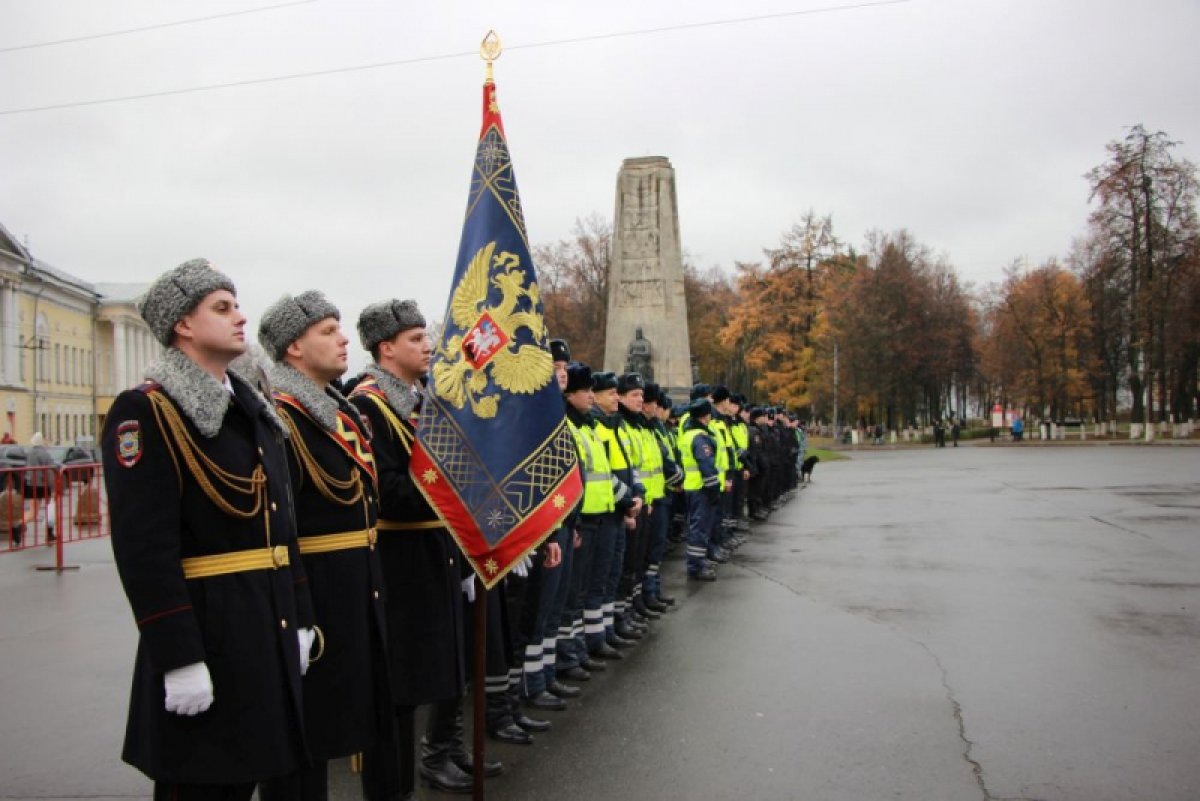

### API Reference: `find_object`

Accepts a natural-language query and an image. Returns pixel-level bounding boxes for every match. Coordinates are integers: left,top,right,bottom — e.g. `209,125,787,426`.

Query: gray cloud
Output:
2,0,1198,363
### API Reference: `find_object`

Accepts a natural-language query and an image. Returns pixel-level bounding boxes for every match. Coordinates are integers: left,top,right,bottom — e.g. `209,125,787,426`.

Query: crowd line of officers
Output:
101,259,808,801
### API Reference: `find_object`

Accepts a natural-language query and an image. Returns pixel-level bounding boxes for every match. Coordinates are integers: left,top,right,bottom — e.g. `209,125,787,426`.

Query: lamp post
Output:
832,341,839,440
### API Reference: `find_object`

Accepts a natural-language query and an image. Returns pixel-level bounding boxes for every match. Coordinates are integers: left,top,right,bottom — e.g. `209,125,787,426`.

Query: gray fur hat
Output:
257,290,340,361
357,299,426,352
138,258,237,346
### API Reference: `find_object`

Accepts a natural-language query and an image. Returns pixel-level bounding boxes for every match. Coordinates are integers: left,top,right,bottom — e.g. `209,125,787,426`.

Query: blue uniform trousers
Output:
561,515,599,667
642,497,671,599
710,490,730,554
583,513,620,652
516,526,571,697
686,491,716,574
602,512,627,639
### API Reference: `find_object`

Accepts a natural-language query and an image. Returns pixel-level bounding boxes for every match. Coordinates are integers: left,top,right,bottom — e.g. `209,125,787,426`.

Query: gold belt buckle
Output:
367,528,378,547
271,545,288,568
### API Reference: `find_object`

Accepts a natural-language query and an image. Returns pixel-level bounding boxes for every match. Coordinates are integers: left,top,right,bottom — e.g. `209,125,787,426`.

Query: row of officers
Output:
101,259,804,801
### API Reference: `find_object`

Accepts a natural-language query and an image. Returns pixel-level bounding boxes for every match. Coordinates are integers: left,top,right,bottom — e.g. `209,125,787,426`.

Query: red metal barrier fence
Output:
1,464,107,569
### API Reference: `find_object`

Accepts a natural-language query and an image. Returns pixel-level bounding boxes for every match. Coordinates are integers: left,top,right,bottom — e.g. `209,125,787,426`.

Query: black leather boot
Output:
486,688,533,744
447,704,503,777
632,595,661,620
420,697,474,793
509,685,551,733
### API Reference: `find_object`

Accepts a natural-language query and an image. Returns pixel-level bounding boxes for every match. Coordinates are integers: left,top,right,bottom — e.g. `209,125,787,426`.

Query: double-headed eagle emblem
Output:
433,241,553,418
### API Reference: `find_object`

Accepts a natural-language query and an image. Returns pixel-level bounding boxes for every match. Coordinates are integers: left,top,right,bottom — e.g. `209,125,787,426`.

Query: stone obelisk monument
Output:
604,156,692,402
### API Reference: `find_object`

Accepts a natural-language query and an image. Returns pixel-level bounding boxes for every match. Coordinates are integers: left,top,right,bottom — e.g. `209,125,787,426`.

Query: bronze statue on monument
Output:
625,327,653,381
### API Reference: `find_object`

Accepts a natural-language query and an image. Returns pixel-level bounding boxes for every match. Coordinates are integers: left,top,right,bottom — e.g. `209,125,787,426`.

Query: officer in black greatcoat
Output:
349,299,471,798
102,259,314,801
256,291,390,801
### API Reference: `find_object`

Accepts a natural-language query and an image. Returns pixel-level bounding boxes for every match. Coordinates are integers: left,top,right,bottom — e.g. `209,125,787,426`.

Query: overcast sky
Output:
3,0,1198,364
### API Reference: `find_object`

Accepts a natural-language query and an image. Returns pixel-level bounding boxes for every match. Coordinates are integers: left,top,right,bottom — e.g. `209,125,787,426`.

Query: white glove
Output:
513,555,532,578
163,661,214,716
462,576,476,603
297,627,315,676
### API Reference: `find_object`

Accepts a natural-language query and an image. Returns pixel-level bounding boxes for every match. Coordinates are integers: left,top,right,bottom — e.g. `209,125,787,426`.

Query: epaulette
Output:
135,380,162,394
348,375,387,401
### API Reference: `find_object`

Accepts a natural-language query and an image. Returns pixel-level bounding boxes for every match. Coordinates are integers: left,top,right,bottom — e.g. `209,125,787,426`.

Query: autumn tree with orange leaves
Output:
720,212,840,409
978,261,1095,420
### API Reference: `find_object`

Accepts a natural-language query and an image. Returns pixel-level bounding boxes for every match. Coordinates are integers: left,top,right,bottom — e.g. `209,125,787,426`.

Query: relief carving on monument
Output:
618,279,665,308
618,257,655,282
621,229,659,259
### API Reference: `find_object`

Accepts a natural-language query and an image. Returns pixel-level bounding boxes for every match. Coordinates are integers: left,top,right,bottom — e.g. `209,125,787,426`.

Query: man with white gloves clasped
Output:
102,259,314,801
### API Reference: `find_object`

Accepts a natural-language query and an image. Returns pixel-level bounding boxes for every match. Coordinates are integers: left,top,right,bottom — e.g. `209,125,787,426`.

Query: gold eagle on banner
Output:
434,241,552,418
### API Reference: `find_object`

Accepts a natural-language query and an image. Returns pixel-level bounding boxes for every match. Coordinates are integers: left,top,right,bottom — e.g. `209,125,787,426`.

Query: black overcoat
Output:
102,377,312,784
276,392,388,760
349,388,466,706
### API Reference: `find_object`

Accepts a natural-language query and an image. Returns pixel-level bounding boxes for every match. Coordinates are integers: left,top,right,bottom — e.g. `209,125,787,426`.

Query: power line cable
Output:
0,0,318,54
0,0,911,116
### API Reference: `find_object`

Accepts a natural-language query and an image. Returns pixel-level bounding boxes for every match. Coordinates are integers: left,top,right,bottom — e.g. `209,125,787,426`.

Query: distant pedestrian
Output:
951,418,961,447
26,432,56,539
1,473,25,547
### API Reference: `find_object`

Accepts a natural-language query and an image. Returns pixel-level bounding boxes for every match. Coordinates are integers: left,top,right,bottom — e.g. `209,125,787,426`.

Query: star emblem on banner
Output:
552,493,566,509
485,558,498,575
422,468,439,485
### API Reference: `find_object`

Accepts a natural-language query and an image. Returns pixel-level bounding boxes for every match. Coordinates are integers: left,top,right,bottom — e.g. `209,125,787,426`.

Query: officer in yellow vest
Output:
679,398,721,581
513,339,576,716
615,372,656,636
729,394,751,532
558,362,625,668
588,371,644,653
640,383,682,610
707,387,736,563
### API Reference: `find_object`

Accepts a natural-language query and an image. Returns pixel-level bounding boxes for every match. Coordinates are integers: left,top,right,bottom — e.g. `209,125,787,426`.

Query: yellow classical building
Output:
94,282,161,429
0,222,158,448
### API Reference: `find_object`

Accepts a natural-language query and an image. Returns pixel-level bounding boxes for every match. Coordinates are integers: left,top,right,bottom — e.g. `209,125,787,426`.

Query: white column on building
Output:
0,284,10,384
2,284,19,385
138,329,148,376
113,319,128,393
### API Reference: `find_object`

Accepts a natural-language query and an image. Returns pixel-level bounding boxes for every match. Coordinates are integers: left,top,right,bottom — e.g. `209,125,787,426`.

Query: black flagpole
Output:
472,575,487,801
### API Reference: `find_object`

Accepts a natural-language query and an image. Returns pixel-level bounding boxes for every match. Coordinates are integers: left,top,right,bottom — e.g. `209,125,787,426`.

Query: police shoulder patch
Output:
116,420,142,468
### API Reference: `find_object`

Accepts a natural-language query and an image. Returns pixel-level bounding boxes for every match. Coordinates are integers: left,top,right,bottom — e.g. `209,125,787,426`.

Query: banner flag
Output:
411,69,582,588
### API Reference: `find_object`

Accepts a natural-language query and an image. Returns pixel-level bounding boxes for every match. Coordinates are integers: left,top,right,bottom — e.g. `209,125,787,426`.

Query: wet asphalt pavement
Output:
2,442,1198,801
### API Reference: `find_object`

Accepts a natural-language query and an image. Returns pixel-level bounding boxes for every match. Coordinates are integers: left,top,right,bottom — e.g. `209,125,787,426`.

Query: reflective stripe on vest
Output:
594,422,628,471
678,428,706,491
639,426,664,501
618,420,644,482
569,420,615,515
710,419,731,482
731,421,749,467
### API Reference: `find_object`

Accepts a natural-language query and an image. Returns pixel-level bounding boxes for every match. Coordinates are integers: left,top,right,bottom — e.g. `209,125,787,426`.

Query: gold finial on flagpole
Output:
480,30,502,84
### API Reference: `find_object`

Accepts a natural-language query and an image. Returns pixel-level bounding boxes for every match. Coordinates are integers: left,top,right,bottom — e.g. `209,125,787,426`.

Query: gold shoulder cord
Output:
366,394,415,456
281,410,363,508
148,392,267,520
